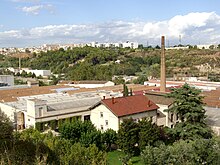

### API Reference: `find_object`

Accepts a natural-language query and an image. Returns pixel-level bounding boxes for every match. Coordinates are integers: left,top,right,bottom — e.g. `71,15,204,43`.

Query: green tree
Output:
113,76,125,85
166,83,212,140
138,118,161,151
209,45,215,49
0,109,13,141
59,120,96,143
117,118,139,155
155,45,160,49
133,75,148,84
123,83,129,97
20,70,28,77
141,138,220,165
102,129,117,151
80,130,103,149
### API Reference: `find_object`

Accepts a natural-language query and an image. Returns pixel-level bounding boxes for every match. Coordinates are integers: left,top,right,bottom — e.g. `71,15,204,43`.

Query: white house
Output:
122,41,138,49
90,95,159,132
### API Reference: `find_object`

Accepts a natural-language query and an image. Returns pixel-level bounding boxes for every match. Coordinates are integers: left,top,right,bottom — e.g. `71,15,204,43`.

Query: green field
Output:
107,150,143,165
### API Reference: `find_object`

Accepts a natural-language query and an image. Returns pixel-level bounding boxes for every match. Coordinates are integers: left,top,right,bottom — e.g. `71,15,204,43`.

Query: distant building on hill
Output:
90,41,138,49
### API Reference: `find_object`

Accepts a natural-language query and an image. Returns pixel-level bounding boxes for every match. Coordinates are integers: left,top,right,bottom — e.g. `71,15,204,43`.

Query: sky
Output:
1,0,220,47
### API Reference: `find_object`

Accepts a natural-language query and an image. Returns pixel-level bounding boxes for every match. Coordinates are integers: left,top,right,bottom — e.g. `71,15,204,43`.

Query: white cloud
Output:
21,5,42,15
12,0,40,3
20,4,54,15
1,12,220,47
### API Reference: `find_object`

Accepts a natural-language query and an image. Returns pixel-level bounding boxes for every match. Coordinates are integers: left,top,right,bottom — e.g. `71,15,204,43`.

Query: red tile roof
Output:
101,95,159,117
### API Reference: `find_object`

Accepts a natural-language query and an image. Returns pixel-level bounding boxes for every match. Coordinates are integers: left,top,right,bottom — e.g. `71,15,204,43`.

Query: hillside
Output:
1,47,220,81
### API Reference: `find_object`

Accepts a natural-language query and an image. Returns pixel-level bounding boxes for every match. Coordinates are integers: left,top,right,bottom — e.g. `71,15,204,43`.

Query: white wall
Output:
21,69,51,77
0,75,14,86
0,103,16,122
119,110,157,125
104,81,115,87
156,104,169,126
91,104,119,131
73,81,114,88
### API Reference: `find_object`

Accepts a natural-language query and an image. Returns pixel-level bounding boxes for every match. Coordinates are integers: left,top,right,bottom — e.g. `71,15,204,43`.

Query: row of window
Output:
100,120,108,130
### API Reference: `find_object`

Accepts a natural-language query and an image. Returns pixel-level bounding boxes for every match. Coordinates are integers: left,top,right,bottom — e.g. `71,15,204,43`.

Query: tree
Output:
113,76,125,85
165,83,212,140
155,45,160,49
209,45,215,49
138,118,161,151
0,109,13,141
59,120,96,143
117,118,139,155
102,129,117,151
20,70,28,77
123,83,129,97
133,75,148,84
141,138,220,165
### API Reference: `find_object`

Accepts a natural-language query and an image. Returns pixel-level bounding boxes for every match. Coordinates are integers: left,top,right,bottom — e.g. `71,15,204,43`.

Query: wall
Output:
35,110,91,123
156,104,169,126
0,103,16,122
0,75,14,86
119,110,157,125
22,69,51,77
90,104,119,131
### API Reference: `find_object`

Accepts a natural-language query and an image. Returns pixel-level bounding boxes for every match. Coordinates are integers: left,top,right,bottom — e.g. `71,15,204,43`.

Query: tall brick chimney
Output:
160,36,166,92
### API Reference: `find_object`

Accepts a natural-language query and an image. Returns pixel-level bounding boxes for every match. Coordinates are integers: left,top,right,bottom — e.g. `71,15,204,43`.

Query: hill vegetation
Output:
1,47,220,82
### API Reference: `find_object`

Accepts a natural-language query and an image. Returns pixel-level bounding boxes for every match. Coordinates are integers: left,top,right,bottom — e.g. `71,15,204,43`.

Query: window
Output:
100,112,103,118
39,107,43,117
171,114,174,122
84,115,90,121
171,124,174,128
101,125,104,130
176,113,179,120
105,120,108,126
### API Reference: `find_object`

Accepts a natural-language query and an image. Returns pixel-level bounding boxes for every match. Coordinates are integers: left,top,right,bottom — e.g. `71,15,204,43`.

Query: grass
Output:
107,150,143,165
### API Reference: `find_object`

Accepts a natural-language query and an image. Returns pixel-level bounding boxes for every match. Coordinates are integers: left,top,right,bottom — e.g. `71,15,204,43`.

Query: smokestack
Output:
160,36,166,92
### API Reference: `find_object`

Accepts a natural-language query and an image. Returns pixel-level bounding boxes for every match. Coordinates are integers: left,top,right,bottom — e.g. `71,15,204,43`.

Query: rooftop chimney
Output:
112,97,115,104
160,36,166,92
147,100,151,107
